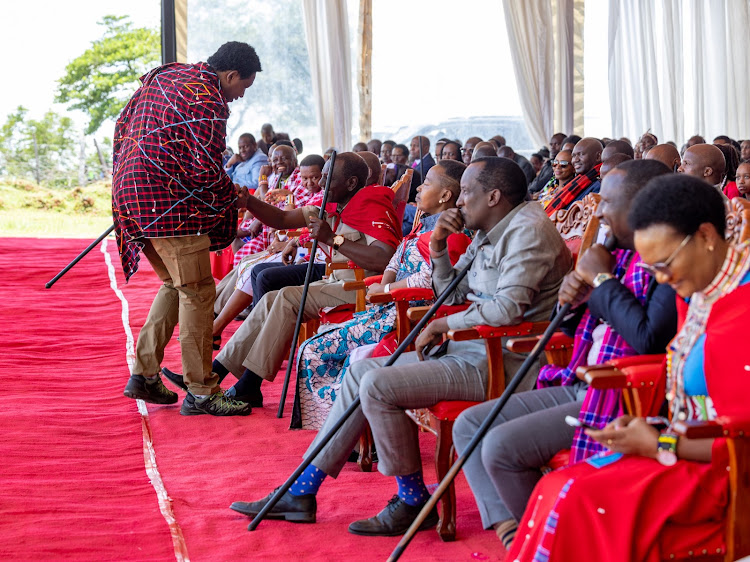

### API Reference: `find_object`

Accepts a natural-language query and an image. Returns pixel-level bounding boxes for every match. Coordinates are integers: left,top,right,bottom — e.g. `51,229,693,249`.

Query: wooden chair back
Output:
550,193,601,263
726,197,750,245
378,163,387,185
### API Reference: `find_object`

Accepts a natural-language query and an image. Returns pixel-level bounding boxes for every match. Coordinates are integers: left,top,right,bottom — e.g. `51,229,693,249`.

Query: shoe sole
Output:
230,505,315,523
123,389,178,405
180,405,252,416
347,513,439,537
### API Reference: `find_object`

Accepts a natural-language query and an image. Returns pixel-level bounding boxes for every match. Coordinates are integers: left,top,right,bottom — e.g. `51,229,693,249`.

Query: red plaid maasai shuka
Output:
112,62,238,280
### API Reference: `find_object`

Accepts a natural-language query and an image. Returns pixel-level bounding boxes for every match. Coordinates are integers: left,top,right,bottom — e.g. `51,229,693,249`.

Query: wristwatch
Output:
332,235,345,251
656,432,679,466
592,272,615,288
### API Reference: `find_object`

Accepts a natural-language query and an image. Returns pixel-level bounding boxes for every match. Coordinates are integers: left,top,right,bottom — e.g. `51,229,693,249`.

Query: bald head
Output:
497,146,515,159
571,137,603,175
645,144,681,171
471,142,498,161
686,135,706,148
357,150,382,186
678,144,726,185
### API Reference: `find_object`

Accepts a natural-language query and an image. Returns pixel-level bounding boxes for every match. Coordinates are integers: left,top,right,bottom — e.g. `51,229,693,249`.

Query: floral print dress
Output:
291,214,441,430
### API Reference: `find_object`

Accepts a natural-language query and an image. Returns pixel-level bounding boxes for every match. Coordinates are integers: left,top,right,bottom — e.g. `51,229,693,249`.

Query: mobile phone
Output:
565,415,596,431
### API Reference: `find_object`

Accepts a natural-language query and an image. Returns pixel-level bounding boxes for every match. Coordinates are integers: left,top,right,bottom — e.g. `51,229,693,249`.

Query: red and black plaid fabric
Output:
544,163,602,217
112,62,238,280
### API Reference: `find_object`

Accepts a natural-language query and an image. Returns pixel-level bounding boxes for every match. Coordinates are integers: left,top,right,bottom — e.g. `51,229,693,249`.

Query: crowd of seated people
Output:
154,124,750,559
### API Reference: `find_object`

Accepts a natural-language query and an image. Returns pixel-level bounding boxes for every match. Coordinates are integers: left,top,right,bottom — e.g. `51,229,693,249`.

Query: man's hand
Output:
236,185,251,208
281,239,299,265
308,216,334,245
415,318,449,360
558,270,593,308
430,208,464,251
259,164,273,178
575,244,616,286
265,189,293,203
247,219,263,237
267,236,287,254
226,153,242,168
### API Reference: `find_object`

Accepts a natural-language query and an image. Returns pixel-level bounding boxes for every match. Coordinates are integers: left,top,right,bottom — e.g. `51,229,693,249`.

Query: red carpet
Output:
0,236,505,561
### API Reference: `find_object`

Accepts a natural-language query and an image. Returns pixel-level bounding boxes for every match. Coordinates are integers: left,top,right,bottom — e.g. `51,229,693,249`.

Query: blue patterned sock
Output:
395,471,430,506
288,464,327,497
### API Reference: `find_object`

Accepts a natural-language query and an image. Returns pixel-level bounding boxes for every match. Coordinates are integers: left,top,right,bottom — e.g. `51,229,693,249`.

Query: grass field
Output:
0,178,112,238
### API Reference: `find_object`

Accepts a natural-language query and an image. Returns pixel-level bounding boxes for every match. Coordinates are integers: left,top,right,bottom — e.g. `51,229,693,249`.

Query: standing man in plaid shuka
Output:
114,41,262,416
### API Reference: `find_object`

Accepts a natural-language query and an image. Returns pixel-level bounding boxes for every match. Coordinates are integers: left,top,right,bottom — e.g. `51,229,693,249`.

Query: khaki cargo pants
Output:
132,235,219,395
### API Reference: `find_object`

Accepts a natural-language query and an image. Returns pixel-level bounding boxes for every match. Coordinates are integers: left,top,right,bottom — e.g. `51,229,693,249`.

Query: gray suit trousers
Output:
452,383,586,528
306,351,489,478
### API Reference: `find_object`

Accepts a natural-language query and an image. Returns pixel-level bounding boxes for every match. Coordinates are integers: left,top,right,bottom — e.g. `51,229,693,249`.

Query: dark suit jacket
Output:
413,153,435,184
514,154,536,185
529,160,554,193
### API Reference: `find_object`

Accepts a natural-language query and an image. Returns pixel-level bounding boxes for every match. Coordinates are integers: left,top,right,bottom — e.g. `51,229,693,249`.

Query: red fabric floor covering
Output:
1,237,506,562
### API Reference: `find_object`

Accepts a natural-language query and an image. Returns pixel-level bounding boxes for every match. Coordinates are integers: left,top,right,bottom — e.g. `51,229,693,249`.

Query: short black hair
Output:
393,143,409,156
435,159,466,190
207,42,262,79
337,152,369,189
274,139,294,148
300,154,325,170
293,138,303,154
238,132,256,143
563,135,582,146
471,157,527,205
382,140,395,147
612,159,671,201
628,174,726,237
713,135,733,144
605,139,635,158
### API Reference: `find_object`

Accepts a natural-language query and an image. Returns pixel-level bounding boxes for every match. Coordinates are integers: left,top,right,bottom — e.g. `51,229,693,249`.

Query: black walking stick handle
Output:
45,224,116,289
387,235,617,561
277,151,337,418
249,256,475,531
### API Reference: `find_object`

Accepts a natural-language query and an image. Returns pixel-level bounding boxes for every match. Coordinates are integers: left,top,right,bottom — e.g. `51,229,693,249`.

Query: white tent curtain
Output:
302,0,353,151
502,0,555,147
503,0,580,146
609,0,750,144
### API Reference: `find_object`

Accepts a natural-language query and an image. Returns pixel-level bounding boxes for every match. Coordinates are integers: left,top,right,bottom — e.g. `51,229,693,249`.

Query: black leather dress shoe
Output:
225,385,263,408
348,495,438,537
161,367,188,391
230,488,316,524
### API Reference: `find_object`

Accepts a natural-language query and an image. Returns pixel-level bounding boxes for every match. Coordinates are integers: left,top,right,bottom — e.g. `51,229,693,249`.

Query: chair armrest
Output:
576,365,628,387
390,288,434,301
406,303,470,322
675,416,750,439
607,354,665,369
506,332,574,353
327,261,359,271
365,275,383,286
448,322,550,342
673,420,725,439
343,281,367,291
368,292,394,304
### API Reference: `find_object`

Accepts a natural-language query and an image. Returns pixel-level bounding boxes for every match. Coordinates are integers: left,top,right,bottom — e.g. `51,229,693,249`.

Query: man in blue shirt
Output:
225,133,268,190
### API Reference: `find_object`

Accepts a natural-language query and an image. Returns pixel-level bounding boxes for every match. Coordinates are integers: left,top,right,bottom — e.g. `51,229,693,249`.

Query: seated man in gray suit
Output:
229,157,572,537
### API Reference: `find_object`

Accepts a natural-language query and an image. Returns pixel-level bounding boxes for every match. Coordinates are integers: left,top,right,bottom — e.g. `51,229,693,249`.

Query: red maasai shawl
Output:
326,185,402,249
536,249,651,463
112,62,237,280
544,163,602,217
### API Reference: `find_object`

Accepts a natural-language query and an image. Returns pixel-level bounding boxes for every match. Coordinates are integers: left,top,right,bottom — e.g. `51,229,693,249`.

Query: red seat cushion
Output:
428,400,481,421
319,304,355,325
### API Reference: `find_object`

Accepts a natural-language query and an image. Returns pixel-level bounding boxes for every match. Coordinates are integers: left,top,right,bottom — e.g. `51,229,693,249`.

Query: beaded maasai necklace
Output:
666,241,750,423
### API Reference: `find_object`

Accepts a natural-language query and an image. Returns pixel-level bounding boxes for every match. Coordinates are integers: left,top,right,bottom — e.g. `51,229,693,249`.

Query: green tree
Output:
56,15,160,135
0,106,77,186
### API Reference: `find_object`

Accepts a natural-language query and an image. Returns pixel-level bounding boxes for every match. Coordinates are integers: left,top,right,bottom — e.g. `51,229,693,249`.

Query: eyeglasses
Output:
636,234,692,277
552,160,570,167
